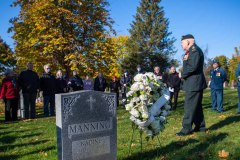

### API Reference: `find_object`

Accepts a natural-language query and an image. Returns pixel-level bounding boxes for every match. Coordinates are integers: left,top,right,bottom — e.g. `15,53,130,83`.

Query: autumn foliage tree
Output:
0,36,16,73
10,0,115,77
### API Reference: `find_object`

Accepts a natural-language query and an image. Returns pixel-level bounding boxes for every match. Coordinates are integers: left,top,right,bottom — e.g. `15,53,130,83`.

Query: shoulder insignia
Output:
191,46,196,52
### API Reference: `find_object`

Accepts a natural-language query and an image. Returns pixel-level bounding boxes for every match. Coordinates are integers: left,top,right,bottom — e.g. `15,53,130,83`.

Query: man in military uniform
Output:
210,60,227,113
176,34,207,136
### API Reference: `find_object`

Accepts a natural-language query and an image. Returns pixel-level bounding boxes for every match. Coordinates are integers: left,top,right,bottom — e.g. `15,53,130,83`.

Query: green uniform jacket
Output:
182,44,207,91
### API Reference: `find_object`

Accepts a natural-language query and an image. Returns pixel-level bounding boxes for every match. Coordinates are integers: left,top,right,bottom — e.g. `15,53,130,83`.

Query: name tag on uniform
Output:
216,72,221,76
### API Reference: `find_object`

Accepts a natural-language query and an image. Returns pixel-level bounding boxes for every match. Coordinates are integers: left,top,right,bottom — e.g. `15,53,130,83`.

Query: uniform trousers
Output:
181,90,206,133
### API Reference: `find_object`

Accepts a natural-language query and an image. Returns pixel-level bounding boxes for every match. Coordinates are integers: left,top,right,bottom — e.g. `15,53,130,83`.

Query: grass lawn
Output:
0,88,240,160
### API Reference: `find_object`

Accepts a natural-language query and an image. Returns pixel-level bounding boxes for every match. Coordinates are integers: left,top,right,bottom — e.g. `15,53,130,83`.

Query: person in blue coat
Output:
210,60,227,113
235,62,240,114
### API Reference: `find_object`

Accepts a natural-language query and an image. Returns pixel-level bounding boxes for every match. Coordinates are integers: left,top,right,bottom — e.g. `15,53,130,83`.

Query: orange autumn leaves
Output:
218,150,229,158
10,0,126,79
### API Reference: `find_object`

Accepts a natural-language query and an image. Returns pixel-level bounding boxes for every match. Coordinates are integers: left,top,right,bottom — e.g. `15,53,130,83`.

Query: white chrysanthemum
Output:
130,109,139,117
145,72,155,80
130,82,139,91
125,103,133,111
134,74,143,82
139,94,147,101
140,105,149,119
139,83,145,90
132,97,140,103
126,90,134,97
142,79,149,86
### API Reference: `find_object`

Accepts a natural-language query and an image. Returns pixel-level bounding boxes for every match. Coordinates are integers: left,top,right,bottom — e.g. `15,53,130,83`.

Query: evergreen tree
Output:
0,36,16,73
121,0,176,74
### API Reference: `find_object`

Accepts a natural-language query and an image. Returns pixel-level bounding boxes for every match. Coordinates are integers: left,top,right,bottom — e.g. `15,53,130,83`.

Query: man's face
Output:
154,67,160,73
98,73,102,77
170,67,176,73
213,63,219,69
181,39,189,51
27,63,33,70
73,71,78,76
44,66,51,73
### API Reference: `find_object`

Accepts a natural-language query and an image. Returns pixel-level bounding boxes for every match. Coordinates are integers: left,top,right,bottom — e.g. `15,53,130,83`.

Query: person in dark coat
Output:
235,62,240,114
120,70,132,107
0,70,19,121
176,34,207,136
109,76,120,106
40,64,56,117
56,70,68,94
94,72,107,92
68,70,84,92
167,66,181,110
210,60,227,113
18,62,39,119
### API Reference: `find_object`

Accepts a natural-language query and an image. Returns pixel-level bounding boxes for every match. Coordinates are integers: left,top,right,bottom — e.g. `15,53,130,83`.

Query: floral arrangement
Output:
125,72,171,138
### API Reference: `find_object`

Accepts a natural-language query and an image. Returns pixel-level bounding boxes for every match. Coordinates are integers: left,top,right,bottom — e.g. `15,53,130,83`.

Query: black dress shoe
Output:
176,131,192,136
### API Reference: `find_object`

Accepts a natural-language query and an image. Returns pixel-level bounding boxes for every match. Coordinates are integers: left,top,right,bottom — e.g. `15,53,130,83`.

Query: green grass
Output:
0,89,240,160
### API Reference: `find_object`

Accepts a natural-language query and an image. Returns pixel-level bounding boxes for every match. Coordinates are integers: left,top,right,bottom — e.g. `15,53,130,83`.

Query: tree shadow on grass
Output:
0,146,56,160
185,133,228,158
224,104,238,112
0,129,42,137
208,115,240,130
0,135,16,144
123,133,228,160
0,139,49,152
122,138,199,160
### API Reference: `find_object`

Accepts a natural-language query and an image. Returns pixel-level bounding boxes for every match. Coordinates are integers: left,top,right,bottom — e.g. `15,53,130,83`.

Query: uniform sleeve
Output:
235,67,240,78
182,50,201,79
222,69,227,82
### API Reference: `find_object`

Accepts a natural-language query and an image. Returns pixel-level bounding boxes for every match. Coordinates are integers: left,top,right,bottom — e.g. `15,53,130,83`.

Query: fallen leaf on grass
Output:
160,156,167,160
187,134,196,138
218,115,226,119
218,150,229,158
131,143,136,147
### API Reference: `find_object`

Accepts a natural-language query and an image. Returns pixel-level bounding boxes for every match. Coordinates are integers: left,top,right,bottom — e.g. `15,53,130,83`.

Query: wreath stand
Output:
128,123,162,159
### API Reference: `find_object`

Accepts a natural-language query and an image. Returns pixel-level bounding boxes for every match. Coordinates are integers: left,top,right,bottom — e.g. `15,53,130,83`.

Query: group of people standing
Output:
0,62,109,121
0,61,182,122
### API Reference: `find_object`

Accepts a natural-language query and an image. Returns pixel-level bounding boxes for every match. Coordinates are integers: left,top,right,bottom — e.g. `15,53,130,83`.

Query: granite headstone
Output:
56,90,117,160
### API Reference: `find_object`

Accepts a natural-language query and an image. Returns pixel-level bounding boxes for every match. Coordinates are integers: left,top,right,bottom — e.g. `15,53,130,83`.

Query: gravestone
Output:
56,90,117,160
231,80,237,89
223,81,228,88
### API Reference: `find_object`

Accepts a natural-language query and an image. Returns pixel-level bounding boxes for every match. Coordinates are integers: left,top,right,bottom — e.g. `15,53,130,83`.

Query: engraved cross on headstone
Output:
87,95,96,111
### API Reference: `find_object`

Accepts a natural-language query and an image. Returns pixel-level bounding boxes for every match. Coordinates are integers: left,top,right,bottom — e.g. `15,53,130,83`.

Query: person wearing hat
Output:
176,34,207,136
210,59,227,113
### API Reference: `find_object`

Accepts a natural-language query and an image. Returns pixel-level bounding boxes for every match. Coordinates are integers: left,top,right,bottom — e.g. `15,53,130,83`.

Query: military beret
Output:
181,34,195,41
212,59,219,64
